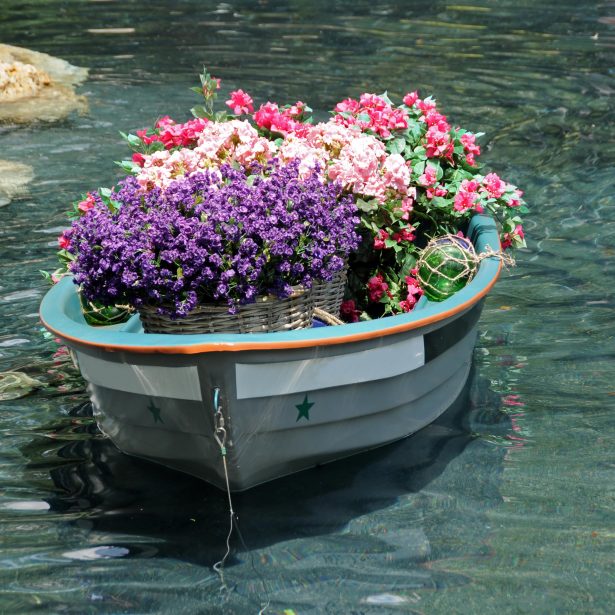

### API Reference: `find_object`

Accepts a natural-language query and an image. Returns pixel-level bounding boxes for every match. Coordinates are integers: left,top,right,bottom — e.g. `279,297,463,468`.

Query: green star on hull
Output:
295,394,314,422
147,400,164,424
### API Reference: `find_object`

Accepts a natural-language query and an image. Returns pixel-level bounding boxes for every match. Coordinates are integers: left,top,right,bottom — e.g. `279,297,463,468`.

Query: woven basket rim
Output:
138,285,308,316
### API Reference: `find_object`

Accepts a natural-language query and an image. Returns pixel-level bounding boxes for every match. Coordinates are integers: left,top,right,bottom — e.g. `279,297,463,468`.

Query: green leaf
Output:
191,105,210,119
388,137,406,156
379,91,394,105
120,131,143,149
356,198,379,213
413,160,426,177
116,160,140,174
412,145,427,160
430,196,450,208
399,252,418,278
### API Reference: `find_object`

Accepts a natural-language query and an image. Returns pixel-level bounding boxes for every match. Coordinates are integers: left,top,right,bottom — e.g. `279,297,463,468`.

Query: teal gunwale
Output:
39,215,502,355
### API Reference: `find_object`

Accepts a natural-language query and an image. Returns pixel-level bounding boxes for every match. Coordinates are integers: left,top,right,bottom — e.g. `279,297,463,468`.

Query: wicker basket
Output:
139,287,313,334
311,266,348,317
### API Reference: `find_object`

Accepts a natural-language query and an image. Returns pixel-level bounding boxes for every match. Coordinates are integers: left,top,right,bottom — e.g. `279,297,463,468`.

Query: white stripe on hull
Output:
76,352,202,401
235,334,425,399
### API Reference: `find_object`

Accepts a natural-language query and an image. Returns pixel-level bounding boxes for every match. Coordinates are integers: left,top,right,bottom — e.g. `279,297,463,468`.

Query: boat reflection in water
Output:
33,366,511,569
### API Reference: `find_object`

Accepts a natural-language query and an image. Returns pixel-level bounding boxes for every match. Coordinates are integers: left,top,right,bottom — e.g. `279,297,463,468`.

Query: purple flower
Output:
68,163,360,318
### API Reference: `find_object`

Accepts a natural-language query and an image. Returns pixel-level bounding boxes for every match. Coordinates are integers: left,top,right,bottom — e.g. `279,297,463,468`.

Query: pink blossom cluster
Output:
136,116,209,152
77,192,96,213
278,122,413,203
501,224,525,250
460,132,481,167
367,274,391,303
333,93,409,138
135,120,277,189
328,135,411,202
225,89,254,115
253,100,310,136
418,164,448,199
399,276,424,312
453,173,524,215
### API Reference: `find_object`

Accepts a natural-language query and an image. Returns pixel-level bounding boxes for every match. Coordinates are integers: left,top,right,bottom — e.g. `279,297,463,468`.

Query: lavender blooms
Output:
67,161,360,317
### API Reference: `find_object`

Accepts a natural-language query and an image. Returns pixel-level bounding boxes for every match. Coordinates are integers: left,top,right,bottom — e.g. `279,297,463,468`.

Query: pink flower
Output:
333,93,408,137
460,132,480,154
77,192,96,213
340,299,361,323
506,189,524,208
399,195,414,220
425,121,454,161
373,229,389,250
393,225,416,243
132,152,145,167
367,274,389,302
482,172,507,199
136,128,160,146
253,101,280,131
501,225,524,250
226,89,254,115
422,109,448,127
253,102,303,135
460,132,481,166
58,231,70,250
418,164,438,187
454,179,482,213
285,101,306,118
359,93,388,110
327,134,388,199
155,115,175,128
334,98,360,114
399,275,423,311
416,98,437,115
403,91,418,107
426,185,448,199
382,154,411,194
158,118,209,149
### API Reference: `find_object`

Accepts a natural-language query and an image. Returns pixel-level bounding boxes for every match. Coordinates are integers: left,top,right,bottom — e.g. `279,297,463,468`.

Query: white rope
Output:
212,388,234,590
210,388,270,614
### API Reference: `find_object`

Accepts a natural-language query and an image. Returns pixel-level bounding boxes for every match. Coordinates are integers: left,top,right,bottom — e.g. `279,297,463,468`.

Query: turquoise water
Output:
1,1,614,613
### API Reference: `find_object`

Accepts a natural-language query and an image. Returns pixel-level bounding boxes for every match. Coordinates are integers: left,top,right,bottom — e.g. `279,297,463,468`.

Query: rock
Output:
0,44,88,123
0,371,45,401
0,60,51,101
0,159,34,206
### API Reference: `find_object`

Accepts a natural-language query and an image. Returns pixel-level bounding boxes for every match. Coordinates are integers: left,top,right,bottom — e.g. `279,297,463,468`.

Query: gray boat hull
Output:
41,215,501,491
73,302,482,491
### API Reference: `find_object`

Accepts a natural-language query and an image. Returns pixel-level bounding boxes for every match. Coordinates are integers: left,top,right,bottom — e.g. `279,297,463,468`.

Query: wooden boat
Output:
39,214,502,492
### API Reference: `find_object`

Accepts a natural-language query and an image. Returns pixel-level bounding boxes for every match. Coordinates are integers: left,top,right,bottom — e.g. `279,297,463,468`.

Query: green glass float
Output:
417,234,478,302
79,293,133,326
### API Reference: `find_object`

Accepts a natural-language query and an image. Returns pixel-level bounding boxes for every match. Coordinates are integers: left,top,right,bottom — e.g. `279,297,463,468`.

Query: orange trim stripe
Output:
41,261,501,356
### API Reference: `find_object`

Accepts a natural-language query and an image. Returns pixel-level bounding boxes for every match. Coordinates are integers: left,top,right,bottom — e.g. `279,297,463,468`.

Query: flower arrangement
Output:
66,161,359,319
54,68,527,327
